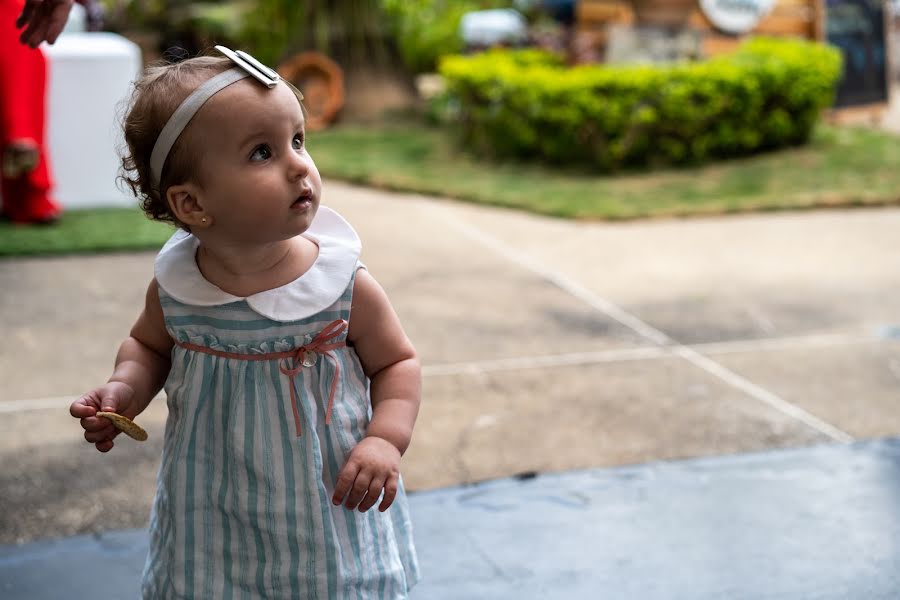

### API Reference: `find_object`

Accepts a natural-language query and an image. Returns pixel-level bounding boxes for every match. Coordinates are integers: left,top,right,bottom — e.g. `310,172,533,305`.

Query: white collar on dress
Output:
155,205,361,322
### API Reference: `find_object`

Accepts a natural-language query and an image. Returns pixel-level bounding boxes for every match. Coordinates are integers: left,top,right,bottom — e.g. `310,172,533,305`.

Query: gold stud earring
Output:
201,217,208,224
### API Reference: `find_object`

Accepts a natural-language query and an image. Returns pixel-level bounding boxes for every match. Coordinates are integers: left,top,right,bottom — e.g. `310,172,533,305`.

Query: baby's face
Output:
188,79,322,244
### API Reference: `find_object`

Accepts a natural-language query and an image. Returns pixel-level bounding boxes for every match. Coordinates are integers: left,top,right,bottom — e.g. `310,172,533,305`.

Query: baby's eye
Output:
292,134,304,151
250,145,272,161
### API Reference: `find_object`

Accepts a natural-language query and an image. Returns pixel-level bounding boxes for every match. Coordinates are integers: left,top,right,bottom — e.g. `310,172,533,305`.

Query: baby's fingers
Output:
332,462,361,507
95,439,115,453
344,471,372,510
84,425,118,444
357,475,386,513
71,388,128,430
87,426,119,453
70,395,99,419
71,396,110,435
80,415,113,434
378,475,399,512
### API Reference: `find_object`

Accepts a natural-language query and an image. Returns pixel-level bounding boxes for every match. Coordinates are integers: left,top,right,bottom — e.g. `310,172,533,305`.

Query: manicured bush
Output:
439,38,842,169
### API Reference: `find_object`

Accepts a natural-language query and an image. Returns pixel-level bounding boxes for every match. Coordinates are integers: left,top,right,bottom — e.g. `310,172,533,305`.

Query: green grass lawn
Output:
2,122,898,257
0,208,175,257
310,123,900,219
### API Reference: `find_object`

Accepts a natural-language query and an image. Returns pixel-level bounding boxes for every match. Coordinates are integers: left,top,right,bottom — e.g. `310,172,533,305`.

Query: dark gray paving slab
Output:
438,201,900,344
3,184,898,578
0,529,147,600
0,352,834,545
0,191,655,405
712,340,900,439
2,440,898,600
0,253,153,402
408,359,829,489
331,190,648,364
624,289,895,344
0,420,162,546
409,439,900,599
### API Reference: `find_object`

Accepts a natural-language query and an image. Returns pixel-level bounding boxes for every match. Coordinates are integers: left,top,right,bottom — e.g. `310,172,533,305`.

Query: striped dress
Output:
142,207,420,599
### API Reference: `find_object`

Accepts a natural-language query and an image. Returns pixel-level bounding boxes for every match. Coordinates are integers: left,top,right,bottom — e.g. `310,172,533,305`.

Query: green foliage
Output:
309,122,900,220
100,0,169,31
0,209,173,257
100,1,245,49
439,38,843,169
180,2,248,43
382,0,511,74
239,1,386,67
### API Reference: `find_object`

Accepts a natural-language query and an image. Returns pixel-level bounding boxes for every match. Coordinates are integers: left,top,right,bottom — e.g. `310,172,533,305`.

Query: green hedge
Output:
439,38,843,169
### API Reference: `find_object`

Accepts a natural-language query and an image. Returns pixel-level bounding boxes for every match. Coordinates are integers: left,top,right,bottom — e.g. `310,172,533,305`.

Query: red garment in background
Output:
0,0,61,223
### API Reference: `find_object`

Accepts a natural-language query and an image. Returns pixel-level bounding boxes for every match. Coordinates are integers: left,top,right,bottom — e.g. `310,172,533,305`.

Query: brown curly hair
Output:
119,55,233,230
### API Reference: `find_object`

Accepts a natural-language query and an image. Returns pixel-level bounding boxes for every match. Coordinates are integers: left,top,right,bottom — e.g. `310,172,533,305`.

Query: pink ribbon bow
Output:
174,318,349,437
279,319,348,436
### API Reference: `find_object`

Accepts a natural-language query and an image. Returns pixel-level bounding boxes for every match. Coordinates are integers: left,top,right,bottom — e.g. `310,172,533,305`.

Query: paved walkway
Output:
1,182,899,595
3,439,899,599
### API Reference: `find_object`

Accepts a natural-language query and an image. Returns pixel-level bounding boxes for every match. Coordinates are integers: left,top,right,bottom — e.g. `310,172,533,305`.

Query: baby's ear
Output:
166,183,210,229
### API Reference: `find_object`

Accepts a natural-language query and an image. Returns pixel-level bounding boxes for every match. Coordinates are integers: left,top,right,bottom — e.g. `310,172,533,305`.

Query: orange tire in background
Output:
278,52,345,131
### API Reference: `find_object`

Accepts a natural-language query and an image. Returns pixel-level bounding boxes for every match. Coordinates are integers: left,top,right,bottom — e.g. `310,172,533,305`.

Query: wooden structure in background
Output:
575,0,824,59
277,52,345,130
576,0,890,119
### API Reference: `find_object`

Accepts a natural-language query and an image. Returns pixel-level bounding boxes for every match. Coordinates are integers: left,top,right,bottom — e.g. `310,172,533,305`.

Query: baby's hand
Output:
332,436,401,513
69,382,136,453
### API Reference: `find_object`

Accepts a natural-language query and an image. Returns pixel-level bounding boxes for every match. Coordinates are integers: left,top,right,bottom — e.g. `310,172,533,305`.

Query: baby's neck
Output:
195,236,319,297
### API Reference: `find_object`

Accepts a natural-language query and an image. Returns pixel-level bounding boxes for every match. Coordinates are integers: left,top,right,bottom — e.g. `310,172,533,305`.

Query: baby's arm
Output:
69,278,173,452
333,269,421,512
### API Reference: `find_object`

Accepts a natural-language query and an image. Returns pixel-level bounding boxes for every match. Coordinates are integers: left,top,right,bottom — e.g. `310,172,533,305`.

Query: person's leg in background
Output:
0,0,61,224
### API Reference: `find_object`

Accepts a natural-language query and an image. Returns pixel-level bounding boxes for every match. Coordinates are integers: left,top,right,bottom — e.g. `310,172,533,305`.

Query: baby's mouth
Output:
292,191,313,208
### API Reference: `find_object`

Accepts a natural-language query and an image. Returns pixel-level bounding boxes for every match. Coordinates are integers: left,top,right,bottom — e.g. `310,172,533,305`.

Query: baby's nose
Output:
288,151,309,177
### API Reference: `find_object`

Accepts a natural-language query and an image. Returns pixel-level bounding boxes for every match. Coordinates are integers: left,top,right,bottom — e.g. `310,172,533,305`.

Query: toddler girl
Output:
69,47,421,599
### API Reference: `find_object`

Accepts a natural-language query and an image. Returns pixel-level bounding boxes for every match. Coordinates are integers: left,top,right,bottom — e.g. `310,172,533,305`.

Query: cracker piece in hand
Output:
95,411,148,442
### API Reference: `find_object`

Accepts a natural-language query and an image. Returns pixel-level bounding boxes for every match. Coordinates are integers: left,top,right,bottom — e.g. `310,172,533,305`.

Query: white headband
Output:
149,46,282,189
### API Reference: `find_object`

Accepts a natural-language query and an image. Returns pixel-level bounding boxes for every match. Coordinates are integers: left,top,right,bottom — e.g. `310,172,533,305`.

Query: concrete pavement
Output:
3,440,900,599
1,182,899,595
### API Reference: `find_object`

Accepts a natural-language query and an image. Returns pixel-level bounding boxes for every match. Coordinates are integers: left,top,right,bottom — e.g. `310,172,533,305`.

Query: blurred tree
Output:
100,0,240,63
383,0,512,73
241,0,391,68
100,0,167,31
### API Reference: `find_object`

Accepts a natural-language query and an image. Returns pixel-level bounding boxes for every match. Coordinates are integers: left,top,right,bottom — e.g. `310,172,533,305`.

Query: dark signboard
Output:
826,0,888,107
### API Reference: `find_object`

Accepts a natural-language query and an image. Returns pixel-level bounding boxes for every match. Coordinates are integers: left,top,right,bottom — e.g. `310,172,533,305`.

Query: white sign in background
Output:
44,33,142,210
700,0,777,35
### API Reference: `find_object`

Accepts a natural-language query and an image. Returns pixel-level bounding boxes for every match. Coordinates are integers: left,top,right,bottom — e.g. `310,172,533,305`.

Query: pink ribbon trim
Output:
172,319,348,436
